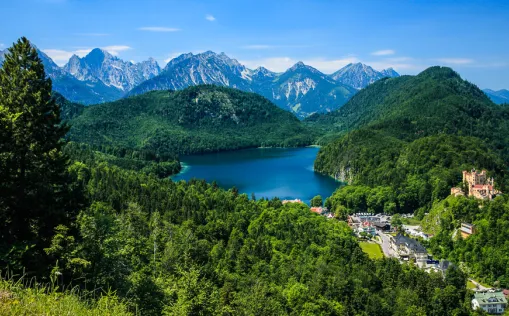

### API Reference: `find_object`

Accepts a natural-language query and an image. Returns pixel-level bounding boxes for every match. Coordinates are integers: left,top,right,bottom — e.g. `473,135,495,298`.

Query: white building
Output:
389,234,428,268
472,291,507,314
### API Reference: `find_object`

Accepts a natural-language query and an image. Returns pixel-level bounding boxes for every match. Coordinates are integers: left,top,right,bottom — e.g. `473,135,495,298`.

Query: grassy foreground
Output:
359,242,384,259
0,279,132,316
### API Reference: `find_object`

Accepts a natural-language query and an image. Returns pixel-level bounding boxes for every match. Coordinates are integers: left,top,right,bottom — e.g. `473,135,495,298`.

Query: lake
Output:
172,147,341,204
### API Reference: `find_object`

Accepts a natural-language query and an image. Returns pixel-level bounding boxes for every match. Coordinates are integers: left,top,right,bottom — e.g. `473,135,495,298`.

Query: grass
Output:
402,217,422,225
0,277,133,315
359,242,384,259
467,280,477,290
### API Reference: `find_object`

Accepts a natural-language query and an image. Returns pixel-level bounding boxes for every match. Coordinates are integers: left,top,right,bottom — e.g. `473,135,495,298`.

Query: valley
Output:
1,24,509,315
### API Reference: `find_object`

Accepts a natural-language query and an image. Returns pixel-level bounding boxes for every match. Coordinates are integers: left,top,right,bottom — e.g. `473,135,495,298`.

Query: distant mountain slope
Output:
255,62,357,116
63,48,161,92
1,44,155,105
129,51,358,118
68,85,315,156
129,51,253,94
330,62,399,89
483,88,509,104
36,48,124,104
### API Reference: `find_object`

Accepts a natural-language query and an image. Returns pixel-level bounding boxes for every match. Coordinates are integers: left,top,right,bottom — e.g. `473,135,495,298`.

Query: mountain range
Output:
483,88,509,104
0,44,400,117
128,52,369,117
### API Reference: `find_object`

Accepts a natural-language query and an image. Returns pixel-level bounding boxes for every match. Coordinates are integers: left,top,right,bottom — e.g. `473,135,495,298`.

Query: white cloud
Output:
139,27,181,32
240,57,295,72
164,52,184,64
205,14,216,22
371,49,396,56
435,58,474,65
101,45,132,55
304,57,360,73
243,45,273,50
75,33,110,37
43,45,131,65
43,49,89,65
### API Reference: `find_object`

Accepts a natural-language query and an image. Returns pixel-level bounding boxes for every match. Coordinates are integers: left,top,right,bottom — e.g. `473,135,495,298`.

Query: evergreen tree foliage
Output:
0,37,73,274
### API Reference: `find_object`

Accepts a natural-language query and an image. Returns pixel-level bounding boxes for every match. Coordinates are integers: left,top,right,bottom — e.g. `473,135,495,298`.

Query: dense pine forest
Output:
1,37,507,315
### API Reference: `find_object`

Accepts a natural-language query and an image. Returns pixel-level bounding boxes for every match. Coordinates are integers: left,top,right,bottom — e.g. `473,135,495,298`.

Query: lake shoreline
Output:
171,147,340,203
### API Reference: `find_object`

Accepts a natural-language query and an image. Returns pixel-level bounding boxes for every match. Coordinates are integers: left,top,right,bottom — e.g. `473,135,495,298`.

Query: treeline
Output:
63,142,181,178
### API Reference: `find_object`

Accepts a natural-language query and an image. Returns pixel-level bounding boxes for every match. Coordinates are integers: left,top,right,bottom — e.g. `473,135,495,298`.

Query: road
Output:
378,232,396,258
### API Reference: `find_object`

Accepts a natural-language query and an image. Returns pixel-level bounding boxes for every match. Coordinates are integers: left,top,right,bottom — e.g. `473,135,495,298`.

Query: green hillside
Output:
422,194,509,287
68,85,315,157
307,67,509,148
314,67,509,214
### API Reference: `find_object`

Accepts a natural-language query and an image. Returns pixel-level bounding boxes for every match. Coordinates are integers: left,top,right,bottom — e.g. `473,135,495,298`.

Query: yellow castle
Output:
451,169,501,200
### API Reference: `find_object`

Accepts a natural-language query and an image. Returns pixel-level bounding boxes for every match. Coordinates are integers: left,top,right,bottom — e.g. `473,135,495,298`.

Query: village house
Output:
310,206,328,215
451,169,501,200
460,222,476,239
390,234,428,268
373,222,391,232
472,290,507,314
356,221,376,237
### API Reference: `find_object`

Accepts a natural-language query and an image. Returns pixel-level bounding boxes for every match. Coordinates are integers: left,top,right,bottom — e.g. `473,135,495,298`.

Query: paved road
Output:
378,233,395,258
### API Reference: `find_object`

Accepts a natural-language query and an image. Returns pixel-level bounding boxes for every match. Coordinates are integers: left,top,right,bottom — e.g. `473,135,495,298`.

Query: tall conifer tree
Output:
0,37,71,272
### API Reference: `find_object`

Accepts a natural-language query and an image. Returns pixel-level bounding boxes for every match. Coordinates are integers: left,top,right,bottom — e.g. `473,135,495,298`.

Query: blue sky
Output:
1,0,508,89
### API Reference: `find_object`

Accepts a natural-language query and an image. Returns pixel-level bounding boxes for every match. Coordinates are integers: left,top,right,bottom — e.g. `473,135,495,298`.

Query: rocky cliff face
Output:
36,48,124,105
63,48,161,91
330,63,400,89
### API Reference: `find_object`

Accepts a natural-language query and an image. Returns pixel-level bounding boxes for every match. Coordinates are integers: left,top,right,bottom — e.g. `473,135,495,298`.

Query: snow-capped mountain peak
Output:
63,48,161,91
331,62,399,89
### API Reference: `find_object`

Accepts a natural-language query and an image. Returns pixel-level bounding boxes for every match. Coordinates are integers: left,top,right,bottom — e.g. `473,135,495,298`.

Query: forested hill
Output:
314,66,509,215
67,85,315,156
306,66,507,144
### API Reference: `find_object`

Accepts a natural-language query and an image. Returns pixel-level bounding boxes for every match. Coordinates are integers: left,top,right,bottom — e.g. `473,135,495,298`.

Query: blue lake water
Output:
172,147,341,204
